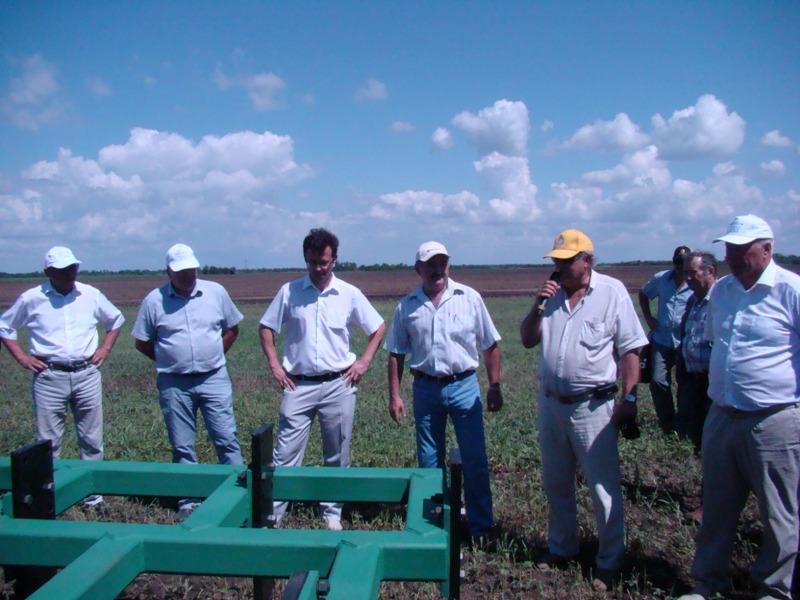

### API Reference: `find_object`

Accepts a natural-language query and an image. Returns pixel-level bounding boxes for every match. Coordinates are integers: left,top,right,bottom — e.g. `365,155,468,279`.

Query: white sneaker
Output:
82,494,103,507
677,594,707,600
324,517,343,531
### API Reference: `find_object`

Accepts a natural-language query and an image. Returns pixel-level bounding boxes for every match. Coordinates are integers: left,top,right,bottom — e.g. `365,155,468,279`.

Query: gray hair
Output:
684,250,717,274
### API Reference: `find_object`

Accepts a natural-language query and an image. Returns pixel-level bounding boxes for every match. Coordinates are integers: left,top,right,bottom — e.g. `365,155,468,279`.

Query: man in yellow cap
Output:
520,229,647,591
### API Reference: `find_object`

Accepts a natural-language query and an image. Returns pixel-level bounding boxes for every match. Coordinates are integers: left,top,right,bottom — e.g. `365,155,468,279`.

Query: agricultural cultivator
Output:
0,425,463,599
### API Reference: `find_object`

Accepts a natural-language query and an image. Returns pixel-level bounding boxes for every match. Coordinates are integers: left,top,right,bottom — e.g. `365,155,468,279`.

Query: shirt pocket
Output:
449,313,475,347
324,310,349,332
579,319,607,350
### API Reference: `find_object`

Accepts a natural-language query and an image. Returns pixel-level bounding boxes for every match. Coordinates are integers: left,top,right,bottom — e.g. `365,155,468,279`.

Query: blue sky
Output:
1,1,798,273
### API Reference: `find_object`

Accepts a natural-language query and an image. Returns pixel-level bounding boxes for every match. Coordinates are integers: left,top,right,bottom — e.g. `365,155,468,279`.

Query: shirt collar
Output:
168,281,203,299
43,280,78,298
756,260,778,288
303,272,340,294
411,277,464,305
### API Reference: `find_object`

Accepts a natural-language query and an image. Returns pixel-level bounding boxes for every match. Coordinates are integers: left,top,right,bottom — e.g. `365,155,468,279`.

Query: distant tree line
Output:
3,255,800,278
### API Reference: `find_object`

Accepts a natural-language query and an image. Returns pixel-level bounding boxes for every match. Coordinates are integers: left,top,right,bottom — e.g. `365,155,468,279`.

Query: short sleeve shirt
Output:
680,288,713,373
641,269,692,348
0,281,124,361
705,261,800,410
260,273,384,375
384,279,501,376
538,270,647,396
131,279,243,374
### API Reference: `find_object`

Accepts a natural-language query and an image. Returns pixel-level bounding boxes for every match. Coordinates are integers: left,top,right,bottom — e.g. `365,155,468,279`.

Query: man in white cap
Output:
132,244,244,518
0,247,124,505
385,241,503,544
679,215,800,600
260,228,385,531
520,229,647,592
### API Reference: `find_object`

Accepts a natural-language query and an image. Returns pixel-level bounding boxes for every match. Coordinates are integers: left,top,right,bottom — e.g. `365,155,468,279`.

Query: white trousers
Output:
272,377,356,523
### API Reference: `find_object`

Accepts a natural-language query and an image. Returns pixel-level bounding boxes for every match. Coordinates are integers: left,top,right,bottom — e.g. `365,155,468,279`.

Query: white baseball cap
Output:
45,246,81,269
416,241,450,263
714,214,774,245
167,244,200,271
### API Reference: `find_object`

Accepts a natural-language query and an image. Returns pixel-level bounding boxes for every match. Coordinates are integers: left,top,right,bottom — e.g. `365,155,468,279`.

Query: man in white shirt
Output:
260,228,385,531
679,215,800,600
385,241,503,544
0,247,124,506
520,229,647,592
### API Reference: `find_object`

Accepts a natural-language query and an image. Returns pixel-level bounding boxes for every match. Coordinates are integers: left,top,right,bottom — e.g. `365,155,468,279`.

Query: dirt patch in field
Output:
0,264,695,308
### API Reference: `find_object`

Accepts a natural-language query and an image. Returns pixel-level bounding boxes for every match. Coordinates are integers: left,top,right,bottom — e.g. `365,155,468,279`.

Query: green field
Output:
0,298,762,599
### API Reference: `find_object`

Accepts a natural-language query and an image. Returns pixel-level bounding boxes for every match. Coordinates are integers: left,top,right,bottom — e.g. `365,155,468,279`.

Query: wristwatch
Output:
622,393,637,403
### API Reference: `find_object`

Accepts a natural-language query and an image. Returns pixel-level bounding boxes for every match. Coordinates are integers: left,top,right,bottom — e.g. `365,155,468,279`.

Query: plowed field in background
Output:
1,265,707,307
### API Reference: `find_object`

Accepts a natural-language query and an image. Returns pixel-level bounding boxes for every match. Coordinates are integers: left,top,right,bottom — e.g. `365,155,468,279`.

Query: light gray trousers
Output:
272,376,356,524
692,403,800,600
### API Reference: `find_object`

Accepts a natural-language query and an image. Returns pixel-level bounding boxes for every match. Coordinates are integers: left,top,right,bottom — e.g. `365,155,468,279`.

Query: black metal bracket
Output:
447,447,463,600
6,439,58,598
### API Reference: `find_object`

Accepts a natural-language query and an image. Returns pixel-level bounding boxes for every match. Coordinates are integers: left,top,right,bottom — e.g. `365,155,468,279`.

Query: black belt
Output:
684,371,709,380
292,370,346,382
410,369,475,385
718,402,798,418
548,383,619,404
41,359,92,373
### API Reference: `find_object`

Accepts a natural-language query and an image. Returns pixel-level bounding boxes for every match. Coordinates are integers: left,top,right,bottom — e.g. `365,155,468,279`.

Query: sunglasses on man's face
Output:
552,254,582,267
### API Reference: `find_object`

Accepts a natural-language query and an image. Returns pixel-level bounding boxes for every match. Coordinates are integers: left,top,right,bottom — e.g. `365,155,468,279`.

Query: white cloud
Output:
474,153,539,221
354,79,388,102
369,190,479,220
214,66,286,111
563,113,649,152
541,120,554,133
760,160,786,177
582,146,671,189
1,128,315,266
391,121,414,133
651,94,745,159
452,99,530,157
431,127,453,150
761,130,794,148
87,77,112,96
143,75,157,87
0,54,67,130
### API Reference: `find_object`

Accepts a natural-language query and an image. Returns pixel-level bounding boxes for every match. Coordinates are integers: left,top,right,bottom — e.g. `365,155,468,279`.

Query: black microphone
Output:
535,271,561,316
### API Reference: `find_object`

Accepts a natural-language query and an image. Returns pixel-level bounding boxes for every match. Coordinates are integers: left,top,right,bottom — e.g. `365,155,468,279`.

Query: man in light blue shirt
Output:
680,215,800,600
132,244,244,477
638,245,693,433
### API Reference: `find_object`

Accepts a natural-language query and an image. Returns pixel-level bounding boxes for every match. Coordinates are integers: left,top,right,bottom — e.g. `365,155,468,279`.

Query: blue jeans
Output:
156,366,243,465
412,373,493,538
649,342,680,433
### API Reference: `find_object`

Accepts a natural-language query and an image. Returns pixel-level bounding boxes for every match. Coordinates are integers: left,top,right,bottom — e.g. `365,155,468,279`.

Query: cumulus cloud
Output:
651,94,745,159
0,54,67,130
354,79,388,102
563,113,649,153
214,66,286,111
1,127,315,267
391,121,414,133
87,77,112,96
761,130,794,148
431,127,453,150
452,99,530,157
369,190,479,220
541,120,554,132
581,146,671,189
760,160,786,177
474,153,539,221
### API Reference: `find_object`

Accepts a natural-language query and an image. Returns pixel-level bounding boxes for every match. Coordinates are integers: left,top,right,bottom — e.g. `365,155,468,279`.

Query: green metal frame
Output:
0,449,458,599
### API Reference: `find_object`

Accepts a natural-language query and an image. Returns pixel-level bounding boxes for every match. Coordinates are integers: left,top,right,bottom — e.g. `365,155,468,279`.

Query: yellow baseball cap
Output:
544,229,594,259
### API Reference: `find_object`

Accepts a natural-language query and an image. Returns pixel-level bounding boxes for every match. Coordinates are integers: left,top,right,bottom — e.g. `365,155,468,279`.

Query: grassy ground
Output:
0,297,763,599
